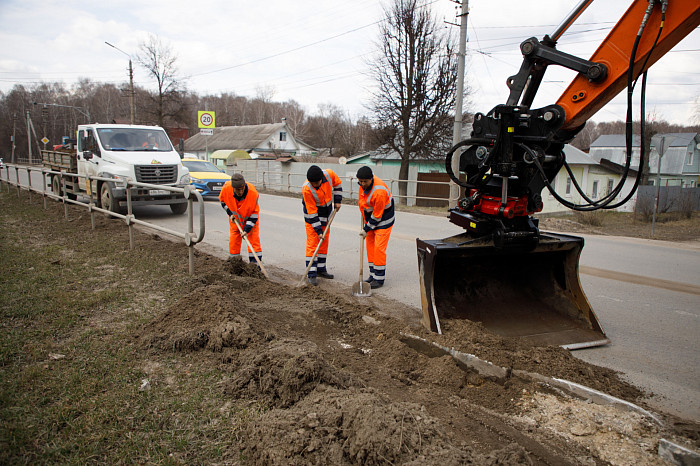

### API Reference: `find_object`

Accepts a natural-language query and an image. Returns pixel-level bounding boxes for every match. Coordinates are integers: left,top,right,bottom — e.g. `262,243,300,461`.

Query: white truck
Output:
42,124,191,214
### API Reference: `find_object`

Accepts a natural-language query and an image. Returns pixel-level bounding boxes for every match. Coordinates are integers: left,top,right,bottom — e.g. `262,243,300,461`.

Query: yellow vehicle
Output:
181,158,230,198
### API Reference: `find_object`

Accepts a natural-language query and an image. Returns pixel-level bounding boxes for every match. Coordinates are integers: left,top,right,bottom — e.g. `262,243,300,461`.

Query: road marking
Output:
580,266,700,296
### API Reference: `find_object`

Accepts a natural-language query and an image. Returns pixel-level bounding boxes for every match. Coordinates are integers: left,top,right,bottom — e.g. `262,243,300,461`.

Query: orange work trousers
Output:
366,226,392,284
305,222,331,277
228,220,262,261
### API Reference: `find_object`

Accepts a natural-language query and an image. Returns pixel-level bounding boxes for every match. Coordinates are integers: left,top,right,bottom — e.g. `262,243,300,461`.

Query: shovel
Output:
233,218,270,279
352,217,372,297
298,209,337,287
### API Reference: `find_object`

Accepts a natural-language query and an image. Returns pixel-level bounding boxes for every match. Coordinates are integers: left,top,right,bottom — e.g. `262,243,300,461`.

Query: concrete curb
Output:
400,333,700,465
658,438,700,466
400,333,661,425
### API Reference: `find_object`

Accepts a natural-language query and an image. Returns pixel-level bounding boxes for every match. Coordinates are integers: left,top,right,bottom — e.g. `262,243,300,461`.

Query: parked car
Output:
181,158,230,198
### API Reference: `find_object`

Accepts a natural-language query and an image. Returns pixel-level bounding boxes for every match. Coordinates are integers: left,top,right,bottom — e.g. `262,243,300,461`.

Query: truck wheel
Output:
51,176,62,196
100,182,124,215
170,202,188,215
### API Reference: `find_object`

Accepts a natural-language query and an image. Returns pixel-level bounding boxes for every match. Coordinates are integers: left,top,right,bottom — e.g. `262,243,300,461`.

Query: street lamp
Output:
105,41,135,125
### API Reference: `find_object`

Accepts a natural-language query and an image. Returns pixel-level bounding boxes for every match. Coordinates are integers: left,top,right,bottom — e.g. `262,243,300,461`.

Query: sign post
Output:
197,111,215,158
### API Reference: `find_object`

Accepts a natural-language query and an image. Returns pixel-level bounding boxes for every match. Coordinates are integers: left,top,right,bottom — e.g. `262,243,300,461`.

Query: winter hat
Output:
356,166,373,180
307,165,324,182
231,173,246,188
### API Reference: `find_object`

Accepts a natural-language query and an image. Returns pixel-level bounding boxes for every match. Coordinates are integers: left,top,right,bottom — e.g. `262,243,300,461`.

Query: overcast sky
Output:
1,0,698,125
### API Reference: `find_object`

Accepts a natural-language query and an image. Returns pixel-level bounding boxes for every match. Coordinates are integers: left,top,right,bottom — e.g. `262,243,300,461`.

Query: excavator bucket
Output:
416,232,609,349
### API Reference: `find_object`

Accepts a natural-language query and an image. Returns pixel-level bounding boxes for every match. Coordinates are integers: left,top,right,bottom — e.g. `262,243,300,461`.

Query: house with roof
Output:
183,122,316,161
345,146,444,172
648,133,700,188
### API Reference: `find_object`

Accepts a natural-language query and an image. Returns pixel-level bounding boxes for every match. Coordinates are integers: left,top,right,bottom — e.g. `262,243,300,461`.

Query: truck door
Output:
77,128,100,195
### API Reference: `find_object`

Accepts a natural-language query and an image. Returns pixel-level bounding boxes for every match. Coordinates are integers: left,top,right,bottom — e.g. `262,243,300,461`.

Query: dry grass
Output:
0,191,244,464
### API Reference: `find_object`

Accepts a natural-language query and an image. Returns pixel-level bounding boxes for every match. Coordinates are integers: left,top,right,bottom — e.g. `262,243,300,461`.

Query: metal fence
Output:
231,160,454,208
0,162,206,274
636,185,700,212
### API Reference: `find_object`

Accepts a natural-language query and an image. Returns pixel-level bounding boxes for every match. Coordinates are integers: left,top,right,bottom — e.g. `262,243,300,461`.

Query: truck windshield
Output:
97,128,173,152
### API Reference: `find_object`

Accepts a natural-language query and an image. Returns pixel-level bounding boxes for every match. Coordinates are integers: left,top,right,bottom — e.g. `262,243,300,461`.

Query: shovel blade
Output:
352,281,372,297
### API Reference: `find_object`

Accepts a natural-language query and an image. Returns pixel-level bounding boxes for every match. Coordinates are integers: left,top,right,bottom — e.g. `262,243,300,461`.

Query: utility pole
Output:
651,136,667,237
11,113,17,163
41,105,48,151
449,0,469,208
26,110,32,164
127,58,135,124
105,41,136,124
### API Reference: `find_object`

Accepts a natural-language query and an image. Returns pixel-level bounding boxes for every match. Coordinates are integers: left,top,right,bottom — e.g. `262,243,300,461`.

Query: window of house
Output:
607,178,614,196
565,177,571,195
687,151,694,165
592,180,599,199
279,132,287,142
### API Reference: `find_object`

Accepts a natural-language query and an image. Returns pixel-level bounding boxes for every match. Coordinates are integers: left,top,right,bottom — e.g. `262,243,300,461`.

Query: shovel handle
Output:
298,209,337,286
359,216,365,282
233,218,269,279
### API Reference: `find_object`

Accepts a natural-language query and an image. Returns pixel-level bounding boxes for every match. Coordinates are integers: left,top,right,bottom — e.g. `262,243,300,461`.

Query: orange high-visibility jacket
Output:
302,168,342,235
219,181,260,232
359,175,394,232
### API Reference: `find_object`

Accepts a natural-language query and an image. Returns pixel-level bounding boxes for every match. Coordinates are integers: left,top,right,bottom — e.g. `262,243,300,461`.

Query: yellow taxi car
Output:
181,158,230,198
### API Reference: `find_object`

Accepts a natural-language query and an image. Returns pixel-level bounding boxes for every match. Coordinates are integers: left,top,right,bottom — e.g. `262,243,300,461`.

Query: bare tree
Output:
136,34,188,127
367,0,458,203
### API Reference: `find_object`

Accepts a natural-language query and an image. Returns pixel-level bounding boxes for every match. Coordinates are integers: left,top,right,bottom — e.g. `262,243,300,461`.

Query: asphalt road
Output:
7,169,700,421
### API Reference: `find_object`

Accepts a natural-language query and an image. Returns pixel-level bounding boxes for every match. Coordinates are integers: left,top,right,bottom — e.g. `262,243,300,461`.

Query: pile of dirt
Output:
241,386,531,465
138,256,699,464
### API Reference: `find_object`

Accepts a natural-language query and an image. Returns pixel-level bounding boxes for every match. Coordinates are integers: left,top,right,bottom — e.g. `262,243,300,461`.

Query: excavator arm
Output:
558,0,700,131
416,0,700,348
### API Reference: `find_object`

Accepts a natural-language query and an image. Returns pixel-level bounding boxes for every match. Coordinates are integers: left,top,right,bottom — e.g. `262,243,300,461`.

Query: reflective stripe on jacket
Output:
219,181,260,232
302,169,342,234
359,176,394,231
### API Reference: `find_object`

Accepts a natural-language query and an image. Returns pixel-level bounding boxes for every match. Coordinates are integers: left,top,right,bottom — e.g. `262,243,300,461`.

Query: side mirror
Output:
83,151,93,161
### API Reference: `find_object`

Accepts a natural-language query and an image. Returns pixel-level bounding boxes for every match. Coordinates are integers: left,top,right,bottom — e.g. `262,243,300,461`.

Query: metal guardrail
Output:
0,162,205,275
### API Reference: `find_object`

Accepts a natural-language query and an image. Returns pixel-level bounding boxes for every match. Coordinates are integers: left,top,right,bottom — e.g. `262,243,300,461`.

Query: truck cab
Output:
77,124,191,214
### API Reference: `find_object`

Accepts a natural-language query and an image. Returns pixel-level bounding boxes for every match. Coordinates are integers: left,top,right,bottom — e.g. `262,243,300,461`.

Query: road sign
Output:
200,129,213,136
198,111,215,129
41,137,49,145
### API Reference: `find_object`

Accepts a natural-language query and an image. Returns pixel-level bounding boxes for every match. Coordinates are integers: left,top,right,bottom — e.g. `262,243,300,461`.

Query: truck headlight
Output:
113,175,133,187
180,174,192,185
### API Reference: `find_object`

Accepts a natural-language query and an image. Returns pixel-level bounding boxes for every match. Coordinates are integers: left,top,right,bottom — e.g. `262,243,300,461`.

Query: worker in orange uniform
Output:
356,166,394,289
302,165,343,286
219,173,263,265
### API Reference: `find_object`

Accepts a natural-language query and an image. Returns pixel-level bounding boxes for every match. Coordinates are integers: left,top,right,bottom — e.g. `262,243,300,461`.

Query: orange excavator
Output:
417,0,700,349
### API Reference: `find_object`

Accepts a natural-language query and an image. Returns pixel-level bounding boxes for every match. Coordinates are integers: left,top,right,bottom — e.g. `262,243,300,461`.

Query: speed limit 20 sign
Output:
198,111,215,129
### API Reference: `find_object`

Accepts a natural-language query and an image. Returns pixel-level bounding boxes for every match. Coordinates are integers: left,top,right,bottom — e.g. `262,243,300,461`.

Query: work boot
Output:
308,276,318,286
370,280,383,289
364,277,375,284
317,270,334,279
